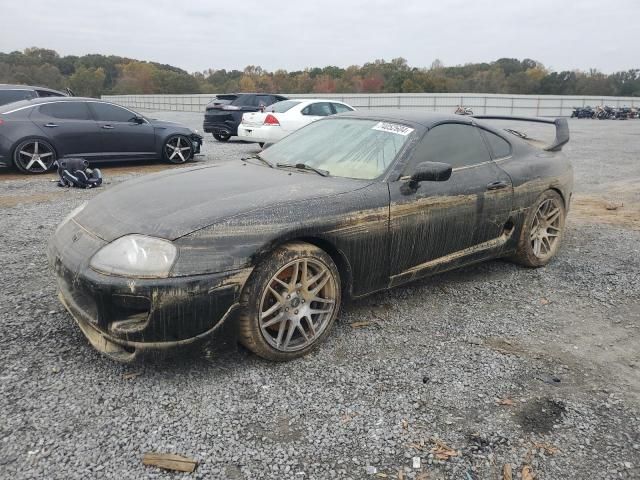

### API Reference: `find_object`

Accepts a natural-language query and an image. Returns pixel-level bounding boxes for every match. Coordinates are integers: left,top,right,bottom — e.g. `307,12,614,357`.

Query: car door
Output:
88,101,155,159
388,122,513,286
33,101,103,157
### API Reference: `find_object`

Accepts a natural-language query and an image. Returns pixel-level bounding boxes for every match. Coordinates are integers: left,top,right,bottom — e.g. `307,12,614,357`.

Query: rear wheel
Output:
238,242,341,361
164,135,193,164
512,190,566,267
13,139,56,174
213,133,231,142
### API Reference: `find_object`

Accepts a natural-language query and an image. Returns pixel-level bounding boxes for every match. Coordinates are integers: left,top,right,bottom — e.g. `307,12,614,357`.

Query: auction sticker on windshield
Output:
372,122,414,136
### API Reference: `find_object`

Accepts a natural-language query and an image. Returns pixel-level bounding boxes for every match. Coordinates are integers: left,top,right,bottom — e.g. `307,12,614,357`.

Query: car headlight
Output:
55,202,86,234
90,235,177,278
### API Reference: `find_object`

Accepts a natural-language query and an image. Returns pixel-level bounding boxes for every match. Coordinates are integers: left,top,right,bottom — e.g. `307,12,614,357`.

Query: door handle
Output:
102,125,114,130
487,181,509,191
44,123,58,128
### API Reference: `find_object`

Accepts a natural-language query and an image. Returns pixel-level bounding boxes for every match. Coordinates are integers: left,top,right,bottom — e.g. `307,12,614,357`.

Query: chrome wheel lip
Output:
165,135,192,163
16,141,55,173
259,257,337,353
530,198,563,260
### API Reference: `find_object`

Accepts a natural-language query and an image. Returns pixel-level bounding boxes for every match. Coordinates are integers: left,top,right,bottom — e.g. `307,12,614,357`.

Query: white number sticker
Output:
372,122,414,136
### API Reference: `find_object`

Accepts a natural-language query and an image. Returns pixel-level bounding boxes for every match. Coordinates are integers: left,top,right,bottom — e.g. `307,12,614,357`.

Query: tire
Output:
13,139,57,174
238,241,341,361
512,190,566,267
213,133,231,142
163,135,193,164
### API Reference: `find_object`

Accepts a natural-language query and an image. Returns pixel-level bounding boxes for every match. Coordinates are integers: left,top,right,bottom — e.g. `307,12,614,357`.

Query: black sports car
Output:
48,111,572,362
0,83,70,106
0,97,203,174
203,93,288,141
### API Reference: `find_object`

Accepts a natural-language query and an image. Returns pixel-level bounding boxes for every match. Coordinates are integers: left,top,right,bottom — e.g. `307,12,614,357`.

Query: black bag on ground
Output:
57,158,103,188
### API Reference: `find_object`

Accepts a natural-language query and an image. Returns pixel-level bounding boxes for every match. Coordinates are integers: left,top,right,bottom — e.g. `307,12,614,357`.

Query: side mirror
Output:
410,161,452,184
131,116,144,124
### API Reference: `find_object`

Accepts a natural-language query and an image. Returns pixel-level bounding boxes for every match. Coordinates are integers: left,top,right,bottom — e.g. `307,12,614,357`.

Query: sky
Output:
1,0,637,74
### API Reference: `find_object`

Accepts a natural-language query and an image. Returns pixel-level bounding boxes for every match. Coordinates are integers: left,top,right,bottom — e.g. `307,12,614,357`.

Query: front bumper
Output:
190,133,203,154
48,219,251,362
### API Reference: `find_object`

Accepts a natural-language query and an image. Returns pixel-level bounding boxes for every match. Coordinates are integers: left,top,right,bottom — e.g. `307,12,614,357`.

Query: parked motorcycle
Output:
571,106,594,118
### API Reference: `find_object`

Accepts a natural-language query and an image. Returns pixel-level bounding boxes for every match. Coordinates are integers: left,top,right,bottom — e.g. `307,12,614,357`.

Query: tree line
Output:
1,48,638,97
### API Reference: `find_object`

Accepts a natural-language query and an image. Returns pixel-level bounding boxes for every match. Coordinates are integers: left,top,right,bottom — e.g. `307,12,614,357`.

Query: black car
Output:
0,84,70,106
49,112,572,362
203,93,288,141
0,97,203,174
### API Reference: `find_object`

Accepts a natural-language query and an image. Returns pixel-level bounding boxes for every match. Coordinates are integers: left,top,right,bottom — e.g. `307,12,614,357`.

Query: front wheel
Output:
512,190,566,267
213,133,231,142
238,242,341,361
163,135,193,164
13,139,57,174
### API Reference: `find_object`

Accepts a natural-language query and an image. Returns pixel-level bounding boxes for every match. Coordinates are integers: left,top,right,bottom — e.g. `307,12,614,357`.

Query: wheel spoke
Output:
25,159,36,170
546,207,561,224
180,146,191,152
289,261,300,289
282,320,296,348
268,285,284,303
542,236,552,253
310,296,335,305
261,312,286,328
177,150,185,161
33,142,39,154
310,274,330,296
310,307,333,315
261,301,283,320
36,159,47,170
39,152,53,158
296,323,310,342
19,151,33,158
532,238,541,256
275,318,288,347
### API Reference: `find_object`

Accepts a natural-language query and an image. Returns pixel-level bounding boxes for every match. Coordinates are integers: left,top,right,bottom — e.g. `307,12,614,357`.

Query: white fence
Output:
102,93,640,117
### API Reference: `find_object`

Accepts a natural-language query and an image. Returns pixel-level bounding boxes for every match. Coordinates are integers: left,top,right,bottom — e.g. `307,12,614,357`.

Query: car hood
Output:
147,118,187,129
74,162,371,242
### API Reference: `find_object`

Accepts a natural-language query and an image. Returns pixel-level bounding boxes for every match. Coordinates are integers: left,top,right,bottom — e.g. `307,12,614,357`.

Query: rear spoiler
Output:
472,115,569,152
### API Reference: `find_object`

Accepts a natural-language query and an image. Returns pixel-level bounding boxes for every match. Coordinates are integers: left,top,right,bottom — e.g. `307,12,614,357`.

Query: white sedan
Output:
237,99,355,146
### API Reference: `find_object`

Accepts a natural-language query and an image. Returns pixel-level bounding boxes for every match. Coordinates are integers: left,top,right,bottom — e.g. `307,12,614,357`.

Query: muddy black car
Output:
203,93,287,141
49,112,572,362
0,97,202,173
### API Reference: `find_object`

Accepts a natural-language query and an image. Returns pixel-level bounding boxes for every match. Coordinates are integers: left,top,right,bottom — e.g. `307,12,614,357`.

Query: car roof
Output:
287,98,350,104
0,84,66,94
335,110,473,128
0,96,121,114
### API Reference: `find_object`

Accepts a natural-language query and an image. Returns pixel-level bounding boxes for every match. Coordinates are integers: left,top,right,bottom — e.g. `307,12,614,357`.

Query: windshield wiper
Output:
241,154,273,168
276,162,329,177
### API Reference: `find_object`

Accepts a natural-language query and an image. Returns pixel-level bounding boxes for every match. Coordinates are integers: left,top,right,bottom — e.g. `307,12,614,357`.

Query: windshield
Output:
270,100,301,113
261,118,415,179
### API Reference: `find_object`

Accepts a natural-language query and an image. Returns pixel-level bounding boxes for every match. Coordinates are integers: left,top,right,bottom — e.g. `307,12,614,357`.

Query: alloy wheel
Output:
15,141,55,173
530,198,563,260
259,258,338,352
165,136,192,163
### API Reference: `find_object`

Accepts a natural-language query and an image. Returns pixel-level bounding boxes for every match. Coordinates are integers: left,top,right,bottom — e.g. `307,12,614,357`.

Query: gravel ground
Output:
0,115,639,479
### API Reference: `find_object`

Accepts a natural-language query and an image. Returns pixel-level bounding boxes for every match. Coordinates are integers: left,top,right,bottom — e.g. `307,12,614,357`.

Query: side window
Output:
36,90,64,98
406,123,491,173
0,90,35,104
481,129,512,159
305,102,334,116
40,102,92,120
332,103,353,114
90,102,137,122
